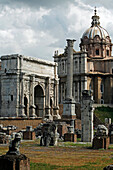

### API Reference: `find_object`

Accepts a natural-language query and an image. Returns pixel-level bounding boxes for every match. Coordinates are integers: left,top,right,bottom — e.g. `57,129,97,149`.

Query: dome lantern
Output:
91,7,100,26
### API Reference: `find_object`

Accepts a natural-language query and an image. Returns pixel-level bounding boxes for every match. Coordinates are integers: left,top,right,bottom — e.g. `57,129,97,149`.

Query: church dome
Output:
82,26,109,39
82,8,110,40
80,8,112,58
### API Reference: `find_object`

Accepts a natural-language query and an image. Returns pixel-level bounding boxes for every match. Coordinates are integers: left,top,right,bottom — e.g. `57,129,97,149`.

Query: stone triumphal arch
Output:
0,54,60,120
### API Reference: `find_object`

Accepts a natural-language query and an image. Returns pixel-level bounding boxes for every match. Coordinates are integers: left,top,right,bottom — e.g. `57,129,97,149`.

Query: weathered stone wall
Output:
94,59,113,74
87,75,113,104
22,56,55,78
1,74,19,117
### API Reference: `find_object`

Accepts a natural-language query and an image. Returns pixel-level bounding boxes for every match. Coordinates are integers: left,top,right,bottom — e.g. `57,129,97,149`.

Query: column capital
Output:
66,39,76,47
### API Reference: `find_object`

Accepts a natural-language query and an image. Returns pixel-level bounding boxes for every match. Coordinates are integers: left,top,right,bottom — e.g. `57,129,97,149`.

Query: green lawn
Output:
94,106,113,123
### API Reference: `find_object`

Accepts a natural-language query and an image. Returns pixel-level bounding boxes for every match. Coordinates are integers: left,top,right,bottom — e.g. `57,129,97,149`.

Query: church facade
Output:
0,54,60,119
54,8,113,105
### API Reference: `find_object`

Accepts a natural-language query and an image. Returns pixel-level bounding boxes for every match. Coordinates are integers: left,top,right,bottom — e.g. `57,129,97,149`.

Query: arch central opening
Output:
34,85,44,117
24,97,28,116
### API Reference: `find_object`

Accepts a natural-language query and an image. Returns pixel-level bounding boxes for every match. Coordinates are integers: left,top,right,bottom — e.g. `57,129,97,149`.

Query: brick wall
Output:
0,118,43,131
75,119,81,130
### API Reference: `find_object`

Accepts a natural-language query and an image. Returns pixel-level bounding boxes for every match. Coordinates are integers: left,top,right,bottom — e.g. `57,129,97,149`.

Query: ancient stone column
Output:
29,75,36,117
53,79,61,120
81,90,94,142
66,39,76,100
62,39,76,120
45,77,53,120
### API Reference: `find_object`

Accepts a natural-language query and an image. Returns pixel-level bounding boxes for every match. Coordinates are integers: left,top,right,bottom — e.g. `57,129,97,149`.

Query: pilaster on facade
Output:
53,78,61,119
75,81,79,102
45,77,52,120
94,76,102,104
81,53,87,73
54,79,59,107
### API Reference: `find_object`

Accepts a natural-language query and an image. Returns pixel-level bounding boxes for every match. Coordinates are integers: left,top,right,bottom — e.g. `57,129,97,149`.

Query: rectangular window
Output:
11,95,13,101
100,84,104,93
96,49,99,55
100,96,104,104
100,99,104,104
75,61,78,68
62,62,64,70
107,50,109,56
75,82,77,92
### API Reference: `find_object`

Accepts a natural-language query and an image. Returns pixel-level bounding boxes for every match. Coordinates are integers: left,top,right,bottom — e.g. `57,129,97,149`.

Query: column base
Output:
29,105,37,117
45,106,53,120
62,99,76,120
19,105,27,118
53,106,61,120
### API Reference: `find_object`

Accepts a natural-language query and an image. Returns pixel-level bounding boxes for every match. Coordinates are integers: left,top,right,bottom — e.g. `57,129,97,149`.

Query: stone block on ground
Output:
64,133,77,142
92,136,109,149
0,154,30,170
23,131,35,140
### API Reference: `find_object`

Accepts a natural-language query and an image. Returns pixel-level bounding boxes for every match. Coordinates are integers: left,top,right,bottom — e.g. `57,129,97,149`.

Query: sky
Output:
0,0,113,61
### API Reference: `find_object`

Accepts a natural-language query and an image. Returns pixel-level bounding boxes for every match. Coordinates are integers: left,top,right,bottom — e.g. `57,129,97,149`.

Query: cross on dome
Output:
94,7,97,16
91,7,100,26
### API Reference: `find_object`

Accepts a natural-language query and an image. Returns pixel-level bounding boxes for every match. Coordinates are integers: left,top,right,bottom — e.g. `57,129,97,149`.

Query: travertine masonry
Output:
0,54,60,120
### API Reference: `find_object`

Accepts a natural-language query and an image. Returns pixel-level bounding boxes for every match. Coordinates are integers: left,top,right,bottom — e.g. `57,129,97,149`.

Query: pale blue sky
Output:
0,0,112,60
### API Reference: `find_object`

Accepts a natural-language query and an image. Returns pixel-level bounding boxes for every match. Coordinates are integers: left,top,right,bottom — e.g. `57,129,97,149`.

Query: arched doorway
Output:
24,97,28,116
34,85,44,117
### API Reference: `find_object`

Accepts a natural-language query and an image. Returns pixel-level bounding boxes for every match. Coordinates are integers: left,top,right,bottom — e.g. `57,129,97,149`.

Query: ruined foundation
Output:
93,136,109,149
64,133,77,142
23,131,35,140
0,154,30,170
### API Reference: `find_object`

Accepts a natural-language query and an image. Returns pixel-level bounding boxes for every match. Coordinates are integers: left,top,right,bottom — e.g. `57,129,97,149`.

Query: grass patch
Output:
108,144,113,149
21,139,40,147
30,162,108,170
94,106,113,123
61,142,92,148
30,162,76,170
